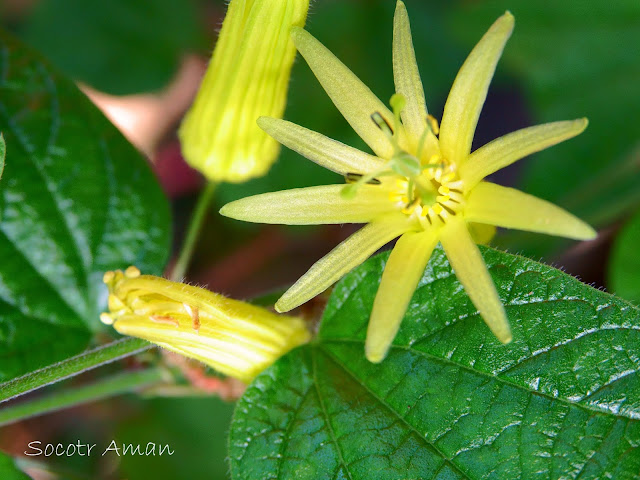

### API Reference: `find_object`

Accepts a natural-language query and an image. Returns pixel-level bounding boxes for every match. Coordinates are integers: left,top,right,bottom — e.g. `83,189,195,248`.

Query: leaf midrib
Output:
316,346,472,480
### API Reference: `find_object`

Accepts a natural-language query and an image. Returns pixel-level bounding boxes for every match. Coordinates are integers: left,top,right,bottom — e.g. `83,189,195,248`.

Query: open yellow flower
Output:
100,267,310,383
220,1,596,363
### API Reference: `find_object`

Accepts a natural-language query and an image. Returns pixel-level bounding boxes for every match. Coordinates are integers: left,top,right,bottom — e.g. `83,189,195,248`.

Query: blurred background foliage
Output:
0,0,638,478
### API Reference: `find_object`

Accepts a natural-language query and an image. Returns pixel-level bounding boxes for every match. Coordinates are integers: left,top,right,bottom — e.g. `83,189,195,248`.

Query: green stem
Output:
0,368,165,427
0,337,151,404
171,182,218,281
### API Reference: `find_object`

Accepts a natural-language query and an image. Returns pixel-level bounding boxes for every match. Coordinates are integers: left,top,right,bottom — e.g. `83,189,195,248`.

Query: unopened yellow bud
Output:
179,0,310,182
101,269,311,383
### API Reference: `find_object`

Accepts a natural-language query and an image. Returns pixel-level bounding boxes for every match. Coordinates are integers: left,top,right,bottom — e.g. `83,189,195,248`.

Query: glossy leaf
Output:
0,30,171,381
230,247,640,479
609,208,640,304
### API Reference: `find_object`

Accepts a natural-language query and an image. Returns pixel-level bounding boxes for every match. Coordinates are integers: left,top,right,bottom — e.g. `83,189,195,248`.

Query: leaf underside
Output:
230,246,640,480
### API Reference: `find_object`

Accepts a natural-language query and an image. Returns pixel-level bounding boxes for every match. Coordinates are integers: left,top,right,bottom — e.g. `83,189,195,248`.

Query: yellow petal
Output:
257,117,383,175
365,229,438,363
460,119,589,189
220,185,398,225
392,1,428,142
465,182,597,240
291,27,396,159
275,215,412,312
439,12,514,167
440,220,512,343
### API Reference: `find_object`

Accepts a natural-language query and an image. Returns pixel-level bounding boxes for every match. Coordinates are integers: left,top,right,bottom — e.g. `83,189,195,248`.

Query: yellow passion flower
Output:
220,2,596,363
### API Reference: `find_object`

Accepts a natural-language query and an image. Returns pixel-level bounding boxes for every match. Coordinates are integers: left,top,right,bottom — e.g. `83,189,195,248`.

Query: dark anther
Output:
345,173,381,185
370,112,394,136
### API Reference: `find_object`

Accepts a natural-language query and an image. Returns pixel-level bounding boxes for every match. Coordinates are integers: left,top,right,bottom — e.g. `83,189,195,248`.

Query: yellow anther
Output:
442,172,456,183
439,185,450,195
427,114,440,135
125,266,141,278
108,294,126,312
432,204,444,215
100,313,114,325
103,271,115,284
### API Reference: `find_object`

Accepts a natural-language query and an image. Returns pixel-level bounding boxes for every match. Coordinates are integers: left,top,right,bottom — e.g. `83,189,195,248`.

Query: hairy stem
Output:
0,338,152,404
0,368,166,427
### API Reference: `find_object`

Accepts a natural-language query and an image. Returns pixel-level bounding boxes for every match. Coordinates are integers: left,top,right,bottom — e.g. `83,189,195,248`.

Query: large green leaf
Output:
230,247,640,479
609,208,640,305
0,452,30,480
451,0,640,256
0,30,171,381
18,0,205,95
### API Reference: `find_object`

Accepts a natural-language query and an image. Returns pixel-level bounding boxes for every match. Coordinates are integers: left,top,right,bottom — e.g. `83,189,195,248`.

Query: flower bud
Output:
179,0,310,182
101,267,311,383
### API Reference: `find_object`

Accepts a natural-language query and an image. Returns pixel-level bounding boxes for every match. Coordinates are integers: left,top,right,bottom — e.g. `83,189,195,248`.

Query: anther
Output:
344,173,381,185
125,266,141,278
150,315,180,327
184,303,201,333
426,114,440,136
100,313,114,325
371,112,394,137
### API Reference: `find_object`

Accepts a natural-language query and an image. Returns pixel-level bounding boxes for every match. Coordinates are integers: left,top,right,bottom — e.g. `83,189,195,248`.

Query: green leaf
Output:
450,0,640,256
609,208,640,304
0,30,171,381
18,0,205,95
0,452,30,480
230,247,640,479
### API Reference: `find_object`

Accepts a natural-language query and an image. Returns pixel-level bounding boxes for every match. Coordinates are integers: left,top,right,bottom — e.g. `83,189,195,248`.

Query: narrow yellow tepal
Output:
179,0,310,182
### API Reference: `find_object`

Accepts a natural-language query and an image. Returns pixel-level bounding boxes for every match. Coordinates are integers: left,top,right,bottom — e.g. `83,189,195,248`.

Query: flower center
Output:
388,158,464,229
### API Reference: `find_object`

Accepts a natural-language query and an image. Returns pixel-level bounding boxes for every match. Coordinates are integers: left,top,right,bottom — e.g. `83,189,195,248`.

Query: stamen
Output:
371,112,394,138
100,313,114,325
150,315,180,327
125,266,141,278
341,169,394,199
390,93,406,144
184,303,201,333
344,173,381,185
426,114,440,136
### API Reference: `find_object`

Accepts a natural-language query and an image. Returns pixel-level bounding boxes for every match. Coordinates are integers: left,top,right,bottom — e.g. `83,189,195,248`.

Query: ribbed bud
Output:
179,0,310,182
101,267,311,383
